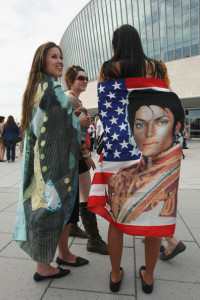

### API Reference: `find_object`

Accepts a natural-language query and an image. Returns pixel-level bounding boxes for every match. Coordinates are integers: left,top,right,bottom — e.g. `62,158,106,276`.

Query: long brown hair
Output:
21,42,62,131
5,115,16,128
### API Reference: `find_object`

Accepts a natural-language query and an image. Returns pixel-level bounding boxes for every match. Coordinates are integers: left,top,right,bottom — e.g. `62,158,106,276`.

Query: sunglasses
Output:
75,75,89,82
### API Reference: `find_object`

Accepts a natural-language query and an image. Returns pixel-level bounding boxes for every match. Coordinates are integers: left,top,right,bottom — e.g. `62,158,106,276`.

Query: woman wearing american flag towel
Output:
87,25,184,294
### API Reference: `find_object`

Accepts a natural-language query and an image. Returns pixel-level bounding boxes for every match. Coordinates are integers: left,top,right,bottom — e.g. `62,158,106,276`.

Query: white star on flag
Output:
107,92,116,99
103,100,112,109
111,132,119,141
120,140,129,149
119,122,127,131
114,149,121,158
120,98,128,105
115,107,124,115
110,116,118,124
104,125,111,133
103,151,108,157
103,136,108,142
105,141,112,150
98,84,105,93
112,81,121,90
100,110,107,118
129,149,135,156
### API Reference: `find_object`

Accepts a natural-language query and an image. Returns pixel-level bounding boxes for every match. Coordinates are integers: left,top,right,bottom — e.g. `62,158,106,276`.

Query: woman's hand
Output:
74,106,89,117
80,116,90,129
74,107,82,117
84,157,96,170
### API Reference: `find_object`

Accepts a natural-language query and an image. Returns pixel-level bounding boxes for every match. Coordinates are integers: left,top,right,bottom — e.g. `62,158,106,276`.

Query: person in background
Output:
65,65,108,255
93,119,97,150
0,116,6,162
2,115,19,163
95,113,104,143
182,119,189,149
88,119,95,152
13,42,89,282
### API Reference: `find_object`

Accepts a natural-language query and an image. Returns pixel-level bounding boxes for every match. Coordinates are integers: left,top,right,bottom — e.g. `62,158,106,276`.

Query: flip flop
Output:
160,241,186,261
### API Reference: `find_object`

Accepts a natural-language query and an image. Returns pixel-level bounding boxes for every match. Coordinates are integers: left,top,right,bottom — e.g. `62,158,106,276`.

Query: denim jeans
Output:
6,140,16,161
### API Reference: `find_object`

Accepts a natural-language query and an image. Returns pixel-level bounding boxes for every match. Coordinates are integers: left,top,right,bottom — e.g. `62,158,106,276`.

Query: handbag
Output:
184,132,189,138
12,136,22,143
96,132,104,155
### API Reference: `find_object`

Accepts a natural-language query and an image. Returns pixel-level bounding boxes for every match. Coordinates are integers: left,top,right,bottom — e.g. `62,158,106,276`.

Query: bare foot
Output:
36,264,59,276
111,268,123,283
57,250,77,264
165,237,179,255
141,269,153,285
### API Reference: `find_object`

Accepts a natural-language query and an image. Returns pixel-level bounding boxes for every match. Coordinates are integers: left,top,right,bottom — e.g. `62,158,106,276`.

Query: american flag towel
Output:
87,78,184,237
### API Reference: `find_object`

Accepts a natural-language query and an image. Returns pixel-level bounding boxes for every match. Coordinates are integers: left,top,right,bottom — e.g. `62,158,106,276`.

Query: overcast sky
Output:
0,0,90,122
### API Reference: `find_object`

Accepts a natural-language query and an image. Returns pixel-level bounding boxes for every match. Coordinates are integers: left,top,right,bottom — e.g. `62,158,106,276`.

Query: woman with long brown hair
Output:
13,42,90,281
2,115,19,162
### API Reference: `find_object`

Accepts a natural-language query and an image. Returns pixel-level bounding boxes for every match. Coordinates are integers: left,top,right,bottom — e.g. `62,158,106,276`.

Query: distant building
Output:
60,0,200,138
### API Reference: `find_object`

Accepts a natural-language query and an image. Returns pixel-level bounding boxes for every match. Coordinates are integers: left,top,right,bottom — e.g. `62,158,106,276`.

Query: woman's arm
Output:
97,66,104,83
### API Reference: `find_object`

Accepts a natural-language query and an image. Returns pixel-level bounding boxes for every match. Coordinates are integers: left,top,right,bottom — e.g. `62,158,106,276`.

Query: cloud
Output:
0,0,89,121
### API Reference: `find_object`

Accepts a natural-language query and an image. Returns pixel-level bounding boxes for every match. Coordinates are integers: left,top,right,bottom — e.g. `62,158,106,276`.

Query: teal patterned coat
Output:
13,75,81,263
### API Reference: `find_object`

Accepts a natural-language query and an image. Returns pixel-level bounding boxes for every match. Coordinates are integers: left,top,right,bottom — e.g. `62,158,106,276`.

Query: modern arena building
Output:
60,0,200,138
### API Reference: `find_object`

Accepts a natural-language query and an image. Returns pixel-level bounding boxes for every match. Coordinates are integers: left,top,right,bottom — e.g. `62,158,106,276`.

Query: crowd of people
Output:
1,24,188,294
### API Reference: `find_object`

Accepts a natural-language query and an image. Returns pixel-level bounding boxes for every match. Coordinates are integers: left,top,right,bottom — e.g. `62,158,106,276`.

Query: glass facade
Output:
60,0,200,86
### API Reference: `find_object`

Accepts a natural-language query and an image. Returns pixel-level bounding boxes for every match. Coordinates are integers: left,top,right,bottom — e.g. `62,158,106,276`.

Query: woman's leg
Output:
57,223,79,263
36,262,60,276
11,142,16,161
108,223,123,282
0,142,4,160
6,141,10,161
79,170,91,203
79,170,108,254
36,224,76,275
141,237,162,285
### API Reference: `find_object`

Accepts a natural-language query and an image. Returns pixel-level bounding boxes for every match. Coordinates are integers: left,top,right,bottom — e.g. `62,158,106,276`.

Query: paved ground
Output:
0,141,200,300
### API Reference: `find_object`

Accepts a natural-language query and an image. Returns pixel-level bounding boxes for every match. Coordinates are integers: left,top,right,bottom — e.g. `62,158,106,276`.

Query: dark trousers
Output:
6,140,16,161
90,138,94,151
182,138,187,148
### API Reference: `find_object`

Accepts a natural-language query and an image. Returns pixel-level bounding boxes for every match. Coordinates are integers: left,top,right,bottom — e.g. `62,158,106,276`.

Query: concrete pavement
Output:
0,140,200,300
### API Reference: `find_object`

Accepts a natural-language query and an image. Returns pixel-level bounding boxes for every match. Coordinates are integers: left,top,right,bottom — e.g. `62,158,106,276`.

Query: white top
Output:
88,124,95,138
96,119,104,138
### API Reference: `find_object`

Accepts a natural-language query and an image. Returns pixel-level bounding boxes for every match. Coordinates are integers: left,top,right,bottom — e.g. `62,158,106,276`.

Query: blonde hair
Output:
64,65,85,90
157,59,170,87
21,42,62,131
